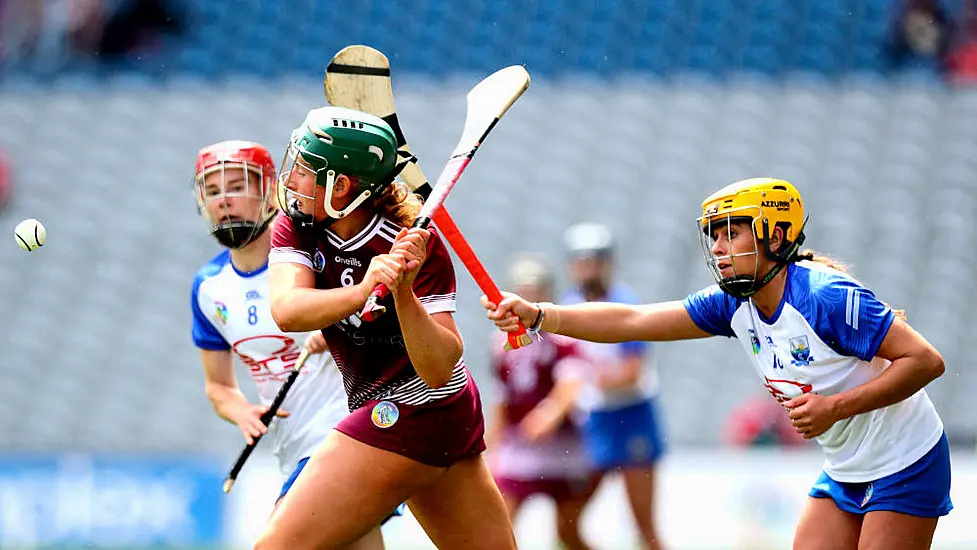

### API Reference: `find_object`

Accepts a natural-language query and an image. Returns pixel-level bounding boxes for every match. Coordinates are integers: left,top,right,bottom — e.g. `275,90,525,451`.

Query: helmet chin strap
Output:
719,238,804,299
720,262,787,299
287,200,316,228
287,154,414,227
321,154,414,221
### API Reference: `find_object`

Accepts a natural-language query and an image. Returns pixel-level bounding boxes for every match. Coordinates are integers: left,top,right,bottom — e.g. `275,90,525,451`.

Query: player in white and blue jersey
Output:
189,140,388,550
485,178,950,550
561,223,665,550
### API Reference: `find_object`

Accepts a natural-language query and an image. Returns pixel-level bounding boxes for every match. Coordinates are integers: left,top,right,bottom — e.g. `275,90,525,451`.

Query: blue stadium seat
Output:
0,1,952,101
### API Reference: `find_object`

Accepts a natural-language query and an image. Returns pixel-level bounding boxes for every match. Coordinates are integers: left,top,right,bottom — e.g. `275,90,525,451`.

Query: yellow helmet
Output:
700,178,805,245
697,178,808,297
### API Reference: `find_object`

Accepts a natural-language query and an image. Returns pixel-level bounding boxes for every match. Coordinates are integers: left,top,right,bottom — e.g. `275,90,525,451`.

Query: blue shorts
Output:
278,457,406,523
581,397,666,471
809,432,953,517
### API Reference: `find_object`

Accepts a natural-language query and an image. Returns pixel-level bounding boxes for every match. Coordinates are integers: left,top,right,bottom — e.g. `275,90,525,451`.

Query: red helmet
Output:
195,140,275,180
193,141,277,249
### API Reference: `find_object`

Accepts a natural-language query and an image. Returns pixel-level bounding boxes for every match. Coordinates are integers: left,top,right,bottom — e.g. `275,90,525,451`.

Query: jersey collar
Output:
230,260,268,278
322,214,382,251
755,262,792,325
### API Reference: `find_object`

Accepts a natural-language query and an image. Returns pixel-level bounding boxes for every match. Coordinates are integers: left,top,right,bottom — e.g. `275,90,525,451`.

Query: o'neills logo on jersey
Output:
761,200,791,211
334,255,362,267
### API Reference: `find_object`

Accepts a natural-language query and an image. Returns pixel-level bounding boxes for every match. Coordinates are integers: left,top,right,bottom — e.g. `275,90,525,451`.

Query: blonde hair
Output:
795,249,851,273
797,249,907,321
375,181,423,227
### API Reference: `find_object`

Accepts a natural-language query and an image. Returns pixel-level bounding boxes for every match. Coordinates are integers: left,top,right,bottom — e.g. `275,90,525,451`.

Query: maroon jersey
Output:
491,331,589,432
270,213,467,410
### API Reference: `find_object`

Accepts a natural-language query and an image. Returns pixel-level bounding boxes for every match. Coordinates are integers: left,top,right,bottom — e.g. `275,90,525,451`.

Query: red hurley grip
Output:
431,208,532,350
360,286,388,322
358,217,432,322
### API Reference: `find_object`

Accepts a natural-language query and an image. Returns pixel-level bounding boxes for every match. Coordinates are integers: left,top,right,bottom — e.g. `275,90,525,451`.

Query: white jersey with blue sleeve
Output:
683,260,943,482
191,250,348,476
562,283,658,411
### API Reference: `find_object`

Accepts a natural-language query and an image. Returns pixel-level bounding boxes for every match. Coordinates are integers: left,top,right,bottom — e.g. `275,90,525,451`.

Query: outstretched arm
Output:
483,293,712,343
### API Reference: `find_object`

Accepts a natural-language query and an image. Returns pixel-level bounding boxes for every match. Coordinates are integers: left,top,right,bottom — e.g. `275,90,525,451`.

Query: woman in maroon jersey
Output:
256,106,516,550
487,253,597,550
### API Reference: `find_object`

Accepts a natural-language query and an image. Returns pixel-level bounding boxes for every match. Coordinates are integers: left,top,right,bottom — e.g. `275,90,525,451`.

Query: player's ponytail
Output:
375,181,422,227
797,249,907,320
794,249,851,274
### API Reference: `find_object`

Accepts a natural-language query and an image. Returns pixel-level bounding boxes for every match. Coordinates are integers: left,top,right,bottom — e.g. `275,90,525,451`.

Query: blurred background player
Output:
487,253,596,550
561,222,667,550
261,106,516,550
724,394,808,448
189,140,386,549
485,177,951,550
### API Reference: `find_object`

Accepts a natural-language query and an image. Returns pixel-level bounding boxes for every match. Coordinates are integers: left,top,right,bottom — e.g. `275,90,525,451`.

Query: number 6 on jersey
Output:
341,267,355,287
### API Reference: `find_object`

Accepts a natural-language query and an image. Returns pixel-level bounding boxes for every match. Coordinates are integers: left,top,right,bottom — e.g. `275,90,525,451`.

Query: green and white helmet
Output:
278,106,400,226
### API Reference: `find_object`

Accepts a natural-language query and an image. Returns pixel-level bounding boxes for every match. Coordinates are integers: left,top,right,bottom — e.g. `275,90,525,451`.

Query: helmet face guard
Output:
697,178,808,298
193,141,276,249
277,107,403,227
698,209,764,298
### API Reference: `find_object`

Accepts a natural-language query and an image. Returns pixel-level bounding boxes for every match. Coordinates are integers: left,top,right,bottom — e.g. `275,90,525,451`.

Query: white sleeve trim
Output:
269,248,313,269
422,296,457,315
845,287,861,330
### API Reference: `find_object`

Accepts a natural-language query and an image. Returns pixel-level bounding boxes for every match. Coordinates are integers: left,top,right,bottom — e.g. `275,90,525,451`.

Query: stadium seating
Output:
0,78,974,452
2,0,968,81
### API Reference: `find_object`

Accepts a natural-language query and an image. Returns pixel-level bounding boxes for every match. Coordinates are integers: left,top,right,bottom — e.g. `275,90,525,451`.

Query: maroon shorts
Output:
335,372,486,468
495,475,598,502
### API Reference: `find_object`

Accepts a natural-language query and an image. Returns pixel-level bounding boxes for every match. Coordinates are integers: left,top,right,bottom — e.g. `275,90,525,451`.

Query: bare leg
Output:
858,511,938,550
793,497,861,550
255,431,443,550
271,491,387,550
346,527,386,550
502,489,525,522
408,455,518,550
622,466,663,550
554,491,595,550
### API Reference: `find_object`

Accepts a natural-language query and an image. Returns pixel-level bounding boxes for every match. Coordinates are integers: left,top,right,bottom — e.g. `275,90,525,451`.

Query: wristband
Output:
529,304,544,331
529,302,555,337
